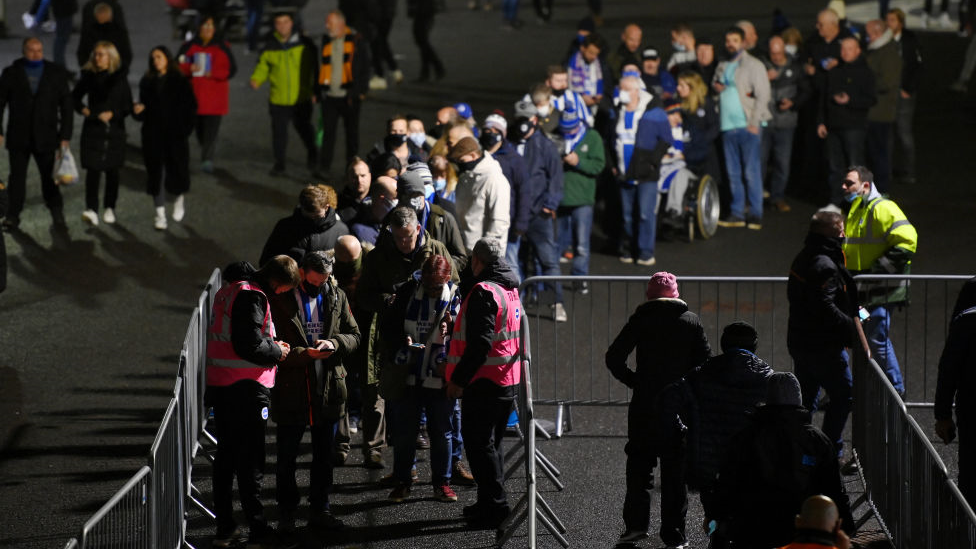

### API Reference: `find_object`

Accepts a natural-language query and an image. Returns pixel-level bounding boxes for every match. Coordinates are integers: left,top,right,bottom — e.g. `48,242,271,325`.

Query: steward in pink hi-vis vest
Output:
206,280,278,388
446,280,522,388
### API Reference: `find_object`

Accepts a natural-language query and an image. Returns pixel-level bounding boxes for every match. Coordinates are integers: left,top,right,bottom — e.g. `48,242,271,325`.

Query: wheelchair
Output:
656,161,720,242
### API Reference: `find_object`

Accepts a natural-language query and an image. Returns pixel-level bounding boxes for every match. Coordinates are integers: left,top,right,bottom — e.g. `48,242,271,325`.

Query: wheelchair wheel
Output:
695,174,720,239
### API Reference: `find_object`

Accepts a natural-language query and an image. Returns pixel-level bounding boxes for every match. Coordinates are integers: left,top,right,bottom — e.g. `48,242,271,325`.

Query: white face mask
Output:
408,132,426,148
785,44,798,56
536,105,551,117
618,90,632,105
434,177,447,192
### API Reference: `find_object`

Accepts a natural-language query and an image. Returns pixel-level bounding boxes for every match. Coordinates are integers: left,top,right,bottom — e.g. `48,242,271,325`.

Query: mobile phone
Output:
409,342,426,349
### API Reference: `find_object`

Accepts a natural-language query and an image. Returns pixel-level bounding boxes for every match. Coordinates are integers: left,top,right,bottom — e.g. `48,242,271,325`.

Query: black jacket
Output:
0,183,6,293
449,258,520,388
681,96,719,166
935,278,976,423
787,232,858,352
606,298,711,398
337,187,367,226
72,69,131,171
0,59,73,152
260,207,350,266
230,277,283,366
657,350,773,489
896,29,923,95
819,56,876,130
710,405,855,546
492,140,532,238
77,20,132,74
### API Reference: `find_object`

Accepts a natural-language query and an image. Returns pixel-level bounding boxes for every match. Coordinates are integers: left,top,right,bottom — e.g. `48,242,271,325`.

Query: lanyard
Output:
298,287,324,346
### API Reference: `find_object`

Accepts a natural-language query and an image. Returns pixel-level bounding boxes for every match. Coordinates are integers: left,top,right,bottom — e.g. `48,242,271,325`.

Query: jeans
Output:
7,148,59,219
825,127,866,205
505,236,522,282
461,380,515,508
722,127,764,221
864,305,905,394
556,205,593,276
269,102,316,168
792,348,853,455
451,399,464,463
276,420,338,513
523,213,563,304
866,121,893,193
390,387,454,485
893,95,916,181
760,126,795,202
618,182,657,260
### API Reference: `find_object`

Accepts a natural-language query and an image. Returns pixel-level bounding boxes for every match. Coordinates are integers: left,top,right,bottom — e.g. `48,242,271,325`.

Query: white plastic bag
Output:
53,145,79,186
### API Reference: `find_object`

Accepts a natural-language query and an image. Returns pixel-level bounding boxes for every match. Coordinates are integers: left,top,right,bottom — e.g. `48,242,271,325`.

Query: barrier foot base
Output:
188,492,216,520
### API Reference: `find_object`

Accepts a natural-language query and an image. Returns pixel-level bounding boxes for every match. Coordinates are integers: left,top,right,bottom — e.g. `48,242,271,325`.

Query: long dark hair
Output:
145,45,176,78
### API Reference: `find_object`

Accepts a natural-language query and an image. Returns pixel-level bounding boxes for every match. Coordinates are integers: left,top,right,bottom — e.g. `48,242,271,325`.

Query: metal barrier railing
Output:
79,466,151,548
850,347,976,547
149,383,187,549
519,274,970,433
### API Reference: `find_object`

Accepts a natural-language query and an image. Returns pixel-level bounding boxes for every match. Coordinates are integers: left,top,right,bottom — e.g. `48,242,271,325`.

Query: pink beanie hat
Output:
646,272,679,300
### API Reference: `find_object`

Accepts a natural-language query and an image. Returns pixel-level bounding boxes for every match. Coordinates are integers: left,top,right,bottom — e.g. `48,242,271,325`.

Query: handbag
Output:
53,145,79,186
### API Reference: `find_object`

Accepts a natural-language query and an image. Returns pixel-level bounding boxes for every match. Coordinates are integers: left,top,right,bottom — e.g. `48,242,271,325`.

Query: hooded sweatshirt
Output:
259,207,349,265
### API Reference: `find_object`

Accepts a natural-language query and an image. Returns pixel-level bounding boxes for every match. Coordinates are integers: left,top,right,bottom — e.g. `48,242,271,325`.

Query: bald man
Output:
780,495,851,549
608,24,643,83
333,233,368,465
736,20,759,51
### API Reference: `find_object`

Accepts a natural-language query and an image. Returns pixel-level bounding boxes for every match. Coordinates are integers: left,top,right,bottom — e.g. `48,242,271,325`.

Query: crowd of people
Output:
0,2,971,548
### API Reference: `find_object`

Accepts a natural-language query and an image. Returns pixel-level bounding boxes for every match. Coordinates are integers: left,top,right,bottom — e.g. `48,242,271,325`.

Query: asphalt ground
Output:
0,0,974,547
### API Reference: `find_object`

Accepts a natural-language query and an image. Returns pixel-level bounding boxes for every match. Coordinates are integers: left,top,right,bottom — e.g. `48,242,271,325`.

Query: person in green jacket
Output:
556,105,605,291
250,11,318,176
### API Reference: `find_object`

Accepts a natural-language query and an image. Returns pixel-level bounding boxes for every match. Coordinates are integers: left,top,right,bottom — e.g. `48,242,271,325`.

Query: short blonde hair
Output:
83,41,121,73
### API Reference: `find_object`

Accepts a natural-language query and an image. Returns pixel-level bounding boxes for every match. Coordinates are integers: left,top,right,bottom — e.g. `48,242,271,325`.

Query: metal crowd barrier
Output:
67,269,222,548
850,348,976,547
519,274,970,436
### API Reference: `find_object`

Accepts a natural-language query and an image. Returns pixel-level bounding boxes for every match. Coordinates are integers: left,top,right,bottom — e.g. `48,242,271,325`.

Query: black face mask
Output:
479,130,503,150
510,117,535,143
429,123,446,140
456,155,483,173
302,280,322,297
551,87,566,98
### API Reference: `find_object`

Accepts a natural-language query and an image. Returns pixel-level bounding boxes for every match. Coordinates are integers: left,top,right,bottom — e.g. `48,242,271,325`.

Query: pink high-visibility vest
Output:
206,281,277,388
446,281,522,387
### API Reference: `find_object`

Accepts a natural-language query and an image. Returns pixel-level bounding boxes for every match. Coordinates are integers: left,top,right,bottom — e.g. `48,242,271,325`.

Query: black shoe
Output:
466,504,511,529
462,502,485,517
717,215,745,228
746,217,762,230
308,509,345,531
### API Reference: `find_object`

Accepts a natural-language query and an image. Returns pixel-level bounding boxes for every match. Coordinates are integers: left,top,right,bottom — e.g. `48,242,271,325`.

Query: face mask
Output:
302,280,322,297
457,156,482,173
434,177,447,192
844,192,859,203
429,123,446,140
424,184,434,200
672,41,686,52
785,44,798,56
511,118,534,142
408,132,426,148
536,105,551,117
409,196,426,212
618,90,632,105
479,130,503,150
379,196,398,216
551,87,566,98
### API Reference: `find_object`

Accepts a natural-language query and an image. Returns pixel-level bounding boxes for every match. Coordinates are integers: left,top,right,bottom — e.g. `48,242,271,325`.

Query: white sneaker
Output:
103,208,115,224
552,303,568,323
636,256,657,266
368,75,388,90
81,209,99,226
391,69,404,85
172,195,185,222
938,11,952,29
154,207,167,230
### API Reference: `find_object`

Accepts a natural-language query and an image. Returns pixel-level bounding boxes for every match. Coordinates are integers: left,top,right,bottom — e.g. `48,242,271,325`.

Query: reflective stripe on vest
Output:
206,281,277,388
844,195,914,272
446,281,522,387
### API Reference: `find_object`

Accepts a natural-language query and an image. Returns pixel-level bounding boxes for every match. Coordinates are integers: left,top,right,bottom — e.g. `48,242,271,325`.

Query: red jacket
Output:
177,38,237,116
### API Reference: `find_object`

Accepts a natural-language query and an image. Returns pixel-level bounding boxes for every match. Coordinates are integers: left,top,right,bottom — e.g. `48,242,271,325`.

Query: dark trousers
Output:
269,102,316,168
390,387,455,485
522,213,564,303
54,16,72,67
623,396,687,545
460,380,514,509
210,381,271,536
412,15,444,80
319,96,361,173
85,169,120,211
7,148,60,219
370,17,398,76
866,121,893,193
361,382,386,457
824,127,866,205
892,95,916,181
195,115,223,163
276,420,338,514
144,137,190,202
760,126,795,202
533,0,553,20
960,419,975,506
792,348,852,455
